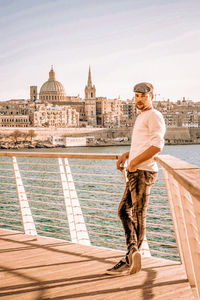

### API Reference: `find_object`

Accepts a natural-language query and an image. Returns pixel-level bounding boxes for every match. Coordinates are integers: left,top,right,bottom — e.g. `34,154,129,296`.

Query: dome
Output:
39,67,66,102
40,80,66,94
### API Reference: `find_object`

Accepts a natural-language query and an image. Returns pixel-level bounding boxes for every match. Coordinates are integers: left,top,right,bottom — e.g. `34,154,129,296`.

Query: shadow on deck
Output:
0,229,194,300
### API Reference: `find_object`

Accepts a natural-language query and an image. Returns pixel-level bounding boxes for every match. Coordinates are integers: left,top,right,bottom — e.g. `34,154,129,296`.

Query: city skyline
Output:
0,0,200,102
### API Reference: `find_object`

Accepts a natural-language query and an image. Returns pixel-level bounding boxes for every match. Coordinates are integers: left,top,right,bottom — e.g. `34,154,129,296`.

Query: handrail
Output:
0,151,120,160
156,154,200,299
155,155,200,200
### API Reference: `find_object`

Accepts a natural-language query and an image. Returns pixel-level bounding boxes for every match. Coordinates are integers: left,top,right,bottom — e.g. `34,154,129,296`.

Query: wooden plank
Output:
175,169,200,200
155,154,199,170
0,229,195,300
156,155,200,200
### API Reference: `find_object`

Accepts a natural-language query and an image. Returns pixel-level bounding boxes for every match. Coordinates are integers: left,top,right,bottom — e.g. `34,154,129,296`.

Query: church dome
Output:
40,80,65,94
39,67,66,102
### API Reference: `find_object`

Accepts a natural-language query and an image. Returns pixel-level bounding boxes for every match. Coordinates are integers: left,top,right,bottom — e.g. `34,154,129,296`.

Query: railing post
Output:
12,156,37,236
59,158,78,243
59,158,90,245
178,184,200,299
163,169,195,286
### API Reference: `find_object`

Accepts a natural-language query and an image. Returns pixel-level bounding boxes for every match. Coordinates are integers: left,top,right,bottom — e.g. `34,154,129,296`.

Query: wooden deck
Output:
0,229,195,300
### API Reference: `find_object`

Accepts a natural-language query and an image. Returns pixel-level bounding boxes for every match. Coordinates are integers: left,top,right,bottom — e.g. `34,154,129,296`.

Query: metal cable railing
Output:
0,152,178,261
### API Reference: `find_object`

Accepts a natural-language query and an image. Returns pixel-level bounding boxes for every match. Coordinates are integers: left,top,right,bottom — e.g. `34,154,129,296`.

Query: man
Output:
106,82,166,275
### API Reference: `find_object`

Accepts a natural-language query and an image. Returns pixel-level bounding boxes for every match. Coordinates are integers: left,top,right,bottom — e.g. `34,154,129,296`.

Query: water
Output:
0,144,199,261
2,144,199,165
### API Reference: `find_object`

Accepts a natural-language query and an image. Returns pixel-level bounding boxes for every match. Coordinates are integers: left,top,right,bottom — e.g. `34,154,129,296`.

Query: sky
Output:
0,0,200,102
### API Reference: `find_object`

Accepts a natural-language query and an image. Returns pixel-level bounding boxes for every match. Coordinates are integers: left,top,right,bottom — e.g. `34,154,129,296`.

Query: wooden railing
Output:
0,151,199,298
155,155,200,299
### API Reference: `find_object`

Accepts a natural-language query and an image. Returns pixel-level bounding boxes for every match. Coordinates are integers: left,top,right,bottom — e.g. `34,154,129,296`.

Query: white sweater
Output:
129,109,166,172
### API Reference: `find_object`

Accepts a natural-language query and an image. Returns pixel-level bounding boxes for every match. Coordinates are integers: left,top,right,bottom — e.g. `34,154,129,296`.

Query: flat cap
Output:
134,82,153,94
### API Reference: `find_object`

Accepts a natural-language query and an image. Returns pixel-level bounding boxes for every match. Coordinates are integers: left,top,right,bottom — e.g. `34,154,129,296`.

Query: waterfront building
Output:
95,97,107,126
50,136,94,147
0,99,30,127
0,114,30,127
84,68,133,128
120,99,135,127
0,99,29,115
154,98,200,128
59,101,86,127
101,98,121,128
0,67,200,130
32,103,79,128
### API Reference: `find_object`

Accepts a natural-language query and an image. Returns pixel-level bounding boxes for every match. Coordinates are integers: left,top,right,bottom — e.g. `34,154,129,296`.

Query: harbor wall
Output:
0,126,199,148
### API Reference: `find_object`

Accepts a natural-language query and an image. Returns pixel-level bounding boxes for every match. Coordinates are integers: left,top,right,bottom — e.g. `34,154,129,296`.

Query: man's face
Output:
134,92,153,111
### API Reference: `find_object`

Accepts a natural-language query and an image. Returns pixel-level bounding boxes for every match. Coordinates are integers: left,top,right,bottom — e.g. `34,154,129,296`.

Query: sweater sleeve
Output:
148,111,166,150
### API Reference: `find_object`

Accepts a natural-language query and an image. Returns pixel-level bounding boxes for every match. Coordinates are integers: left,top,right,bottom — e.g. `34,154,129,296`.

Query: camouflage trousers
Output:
118,169,158,252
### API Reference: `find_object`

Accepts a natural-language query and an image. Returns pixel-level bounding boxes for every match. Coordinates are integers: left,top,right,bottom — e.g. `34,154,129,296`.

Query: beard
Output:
136,102,145,110
136,101,152,111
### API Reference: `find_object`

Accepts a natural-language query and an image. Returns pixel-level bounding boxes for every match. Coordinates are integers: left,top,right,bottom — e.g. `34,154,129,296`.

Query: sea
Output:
0,144,199,261
39,144,200,167
2,143,199,165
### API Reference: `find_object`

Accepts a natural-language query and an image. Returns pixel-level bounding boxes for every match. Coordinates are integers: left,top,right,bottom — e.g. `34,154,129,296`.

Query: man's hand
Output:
127,161,137,172
116,152,129,172
126,145,161,172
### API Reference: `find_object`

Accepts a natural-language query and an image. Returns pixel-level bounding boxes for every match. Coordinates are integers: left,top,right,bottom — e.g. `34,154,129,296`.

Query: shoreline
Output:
0,126,199,149
0,141,200,150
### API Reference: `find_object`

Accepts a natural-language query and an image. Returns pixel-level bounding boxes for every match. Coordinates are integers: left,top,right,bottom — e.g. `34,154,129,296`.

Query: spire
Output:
49,65,56,81
87,66,92,86
85,65,96,99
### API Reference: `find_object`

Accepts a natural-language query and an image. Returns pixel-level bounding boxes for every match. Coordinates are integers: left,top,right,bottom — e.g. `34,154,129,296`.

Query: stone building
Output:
0,115,30,127
32,103,79,128
101,98,121,128
0,66,136,129
0,67,82,128
154,98,200,128
0,100,30,127
0,66,199,130
120,100,135,127
84,68,134,128
29,67,83,127
96,97,107,126
30,86,37,101
0,99,29,115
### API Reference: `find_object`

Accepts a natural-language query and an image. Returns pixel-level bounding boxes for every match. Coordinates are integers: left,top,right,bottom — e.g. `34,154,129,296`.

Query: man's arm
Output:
116,151,129,171
127,145,161,172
